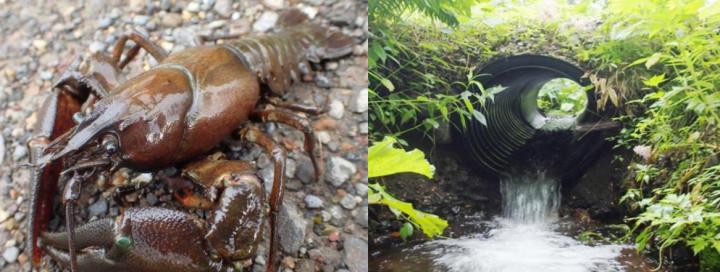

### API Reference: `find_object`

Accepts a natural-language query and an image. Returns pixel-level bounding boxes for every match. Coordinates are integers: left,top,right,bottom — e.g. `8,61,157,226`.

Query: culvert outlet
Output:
460,55,610,177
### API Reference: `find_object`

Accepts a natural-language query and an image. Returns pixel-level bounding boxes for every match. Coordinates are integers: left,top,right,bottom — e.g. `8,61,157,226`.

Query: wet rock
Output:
340,194,357,210
278,200,307,254
328,100,344,119
295,157,315,184
2,246,18,263
304,195,324,208
88,198,108,218
325,156,356,186
12,146,26,162
343,237,368,272
253,11,278,33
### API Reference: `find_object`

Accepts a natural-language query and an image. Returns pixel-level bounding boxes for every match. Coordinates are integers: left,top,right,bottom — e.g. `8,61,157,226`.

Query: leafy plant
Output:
368,137,448,239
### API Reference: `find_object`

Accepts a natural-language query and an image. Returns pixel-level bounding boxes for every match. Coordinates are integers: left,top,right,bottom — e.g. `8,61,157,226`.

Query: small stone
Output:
295,158,315,184
0,134,4,165
328,231,340,242
355,183,368,196
263,0,284,9
304,195,323,208
12,146,27,161
281,256,295,269
278,200,307,254
325,156,356,186
316,131,331,144
359,122,368,134
88,198,108,218
98,17,113,29
207,20,226,29
133,15,150,25
32,39,47,50
343,237,368,272
40,71,53,81
213,0,233,18
132,173,153,184
340,194,357,210
3,247,18,263
173,27,197,47
298,4,317,19
161,13,183,27
328,100,344,119
354,206,368,228
89,41,105,53
352,89,368,113
187,2,201,12
254,255,266,265
253,11,278,33
146,193,158,205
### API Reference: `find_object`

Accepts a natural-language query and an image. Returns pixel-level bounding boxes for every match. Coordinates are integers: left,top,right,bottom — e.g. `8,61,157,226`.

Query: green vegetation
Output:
537,78,588,117
369,0,720,269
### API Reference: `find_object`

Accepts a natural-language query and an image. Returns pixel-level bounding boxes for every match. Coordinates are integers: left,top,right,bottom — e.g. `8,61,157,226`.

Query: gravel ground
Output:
0,0,368,271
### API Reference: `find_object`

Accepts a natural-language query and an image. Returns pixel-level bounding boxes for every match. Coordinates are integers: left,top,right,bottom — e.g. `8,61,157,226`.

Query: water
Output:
371,171,651,272
431,172,626,272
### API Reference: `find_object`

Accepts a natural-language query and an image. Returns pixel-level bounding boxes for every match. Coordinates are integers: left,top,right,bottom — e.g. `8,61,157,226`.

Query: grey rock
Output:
355,183,368,197
278,200,307,254
207,20,226,29
146,193,158,205
359,122,368,135
340,194,356,210
12,146,27,161
296,259,316,272
89,41,105,53
354,206,368,228
2,247,18,263
352,89,368,113
328,100,344,119
317,131,331,144
0,134,4,165
88,198,108,218
40,70,53,80
173,27,197,47
213,0,234,18
98,17,113,29
295,157,315,184
343,237,368,272
133,15,150,25
304,195,323,208
329,205,345,224
253,11,278,33
325,156,356,186
263,0,284,9
187,2,201,12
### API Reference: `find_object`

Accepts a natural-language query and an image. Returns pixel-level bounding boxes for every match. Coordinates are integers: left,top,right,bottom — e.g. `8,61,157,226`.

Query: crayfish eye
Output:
102,135,118,155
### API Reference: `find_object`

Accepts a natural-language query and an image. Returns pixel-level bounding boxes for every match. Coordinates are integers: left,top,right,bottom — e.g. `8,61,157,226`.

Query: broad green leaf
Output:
369,183,447,238
380,78,395,91
400,222,414,241
368,137,434,178
643,74,666,87
472,110,487,126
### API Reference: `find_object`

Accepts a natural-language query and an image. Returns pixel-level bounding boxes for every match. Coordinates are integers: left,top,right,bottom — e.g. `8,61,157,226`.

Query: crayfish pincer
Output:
26,9,354,272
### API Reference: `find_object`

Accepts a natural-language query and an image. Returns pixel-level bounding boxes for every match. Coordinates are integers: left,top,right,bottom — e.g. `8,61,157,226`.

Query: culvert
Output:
460,55,609,177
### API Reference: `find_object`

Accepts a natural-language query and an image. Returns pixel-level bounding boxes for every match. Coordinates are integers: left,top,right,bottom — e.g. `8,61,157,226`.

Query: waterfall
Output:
500,171,561,224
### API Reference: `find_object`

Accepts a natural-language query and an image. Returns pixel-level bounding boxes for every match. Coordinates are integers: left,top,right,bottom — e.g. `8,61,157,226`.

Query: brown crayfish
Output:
26,9,354,272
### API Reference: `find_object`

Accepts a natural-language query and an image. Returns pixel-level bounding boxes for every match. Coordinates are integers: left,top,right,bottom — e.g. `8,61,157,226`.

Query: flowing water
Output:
371,171,656,272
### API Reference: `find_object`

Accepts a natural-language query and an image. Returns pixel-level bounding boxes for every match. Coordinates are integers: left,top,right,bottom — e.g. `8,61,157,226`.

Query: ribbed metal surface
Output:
462,55,597,176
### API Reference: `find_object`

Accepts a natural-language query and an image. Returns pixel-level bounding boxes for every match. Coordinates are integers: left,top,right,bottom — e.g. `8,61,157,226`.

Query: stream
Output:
371,171,658,272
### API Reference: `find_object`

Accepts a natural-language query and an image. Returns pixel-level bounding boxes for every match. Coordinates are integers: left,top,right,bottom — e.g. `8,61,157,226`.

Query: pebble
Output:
354,206,368,228
173,27,197,47
278,200,306,254
133,15,150,25
12,146,27,162
32,39,47,51
207,20,226,29
2,247,18,263
161,13,183,27
355,183,368,196
39,70,53,81
325,156,357,186
88,198,108,218
187,2,201,12
295,158,315,184
253,11,278,33
328,100,345,119
132,173,153,184
89,41,105,53
304,195,324,208
146,192,158,205
352,89,369,113
343,237,368,272
316,131,331,144
340,194,357,210
263,0,285,9
213,0,233,18
359,122,368,134
298,4,318,19
0,134,4,165
98,17,113,29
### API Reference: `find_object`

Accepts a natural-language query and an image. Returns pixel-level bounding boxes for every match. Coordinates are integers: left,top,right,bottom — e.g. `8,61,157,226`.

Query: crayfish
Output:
26,9,354,272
